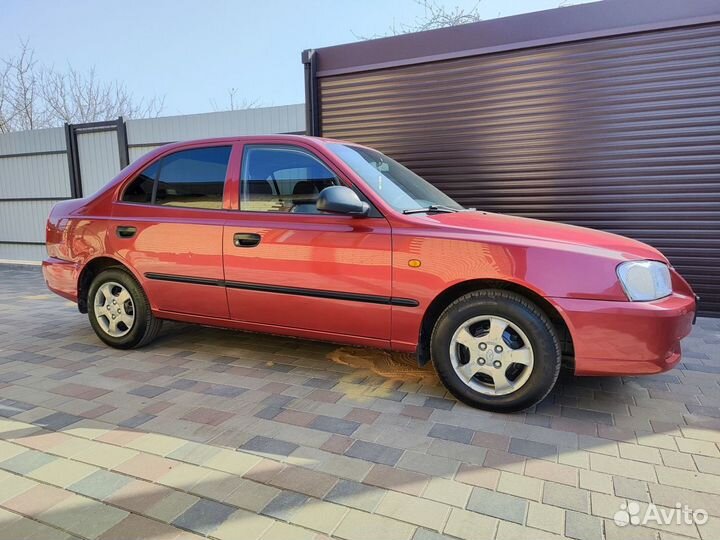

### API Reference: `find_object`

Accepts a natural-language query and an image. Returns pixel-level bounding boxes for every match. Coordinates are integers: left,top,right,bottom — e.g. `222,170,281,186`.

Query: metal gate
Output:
65,118,129,198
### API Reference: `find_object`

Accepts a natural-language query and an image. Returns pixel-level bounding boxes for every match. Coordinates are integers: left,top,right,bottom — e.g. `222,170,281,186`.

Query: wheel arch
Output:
77,256,141,313
416,279,574,368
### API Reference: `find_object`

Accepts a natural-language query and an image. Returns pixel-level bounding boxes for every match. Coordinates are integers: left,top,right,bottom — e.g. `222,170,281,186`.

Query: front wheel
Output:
431,289,561,412
88,268,162,349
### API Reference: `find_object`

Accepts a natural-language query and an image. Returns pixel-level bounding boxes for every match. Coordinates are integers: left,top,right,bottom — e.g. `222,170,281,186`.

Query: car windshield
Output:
327,143,464,213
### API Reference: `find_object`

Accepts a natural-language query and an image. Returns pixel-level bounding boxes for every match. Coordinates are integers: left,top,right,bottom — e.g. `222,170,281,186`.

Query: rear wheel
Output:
431,289,561,412
87,268,162,349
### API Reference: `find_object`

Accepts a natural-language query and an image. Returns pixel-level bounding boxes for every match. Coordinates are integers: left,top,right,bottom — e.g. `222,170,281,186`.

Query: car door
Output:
109,144,234,319
223,142,393,340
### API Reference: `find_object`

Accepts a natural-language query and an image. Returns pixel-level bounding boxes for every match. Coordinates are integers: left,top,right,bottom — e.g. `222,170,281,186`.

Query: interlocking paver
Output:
509,438,558,460
309,414,361,436
325,479,386,512
261,491,308,521
377,490,451,531
171,498,236,536
467,486,528,524
335,508,416,540
543,482,591,513
68,469,134,500
428,423,474,445
564,510,604,540
364,463,429,496
443,507,497,540
0,449,57,474
241,436,299,457
345,440,404,466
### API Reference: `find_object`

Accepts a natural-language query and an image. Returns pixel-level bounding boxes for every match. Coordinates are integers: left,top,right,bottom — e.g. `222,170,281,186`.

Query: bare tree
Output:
355,0,482,39
41,66,164,124
0,40,164,132
210,88,261,112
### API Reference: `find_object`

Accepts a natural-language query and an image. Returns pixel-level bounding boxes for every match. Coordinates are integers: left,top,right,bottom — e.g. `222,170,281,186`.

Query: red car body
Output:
43,135,697,376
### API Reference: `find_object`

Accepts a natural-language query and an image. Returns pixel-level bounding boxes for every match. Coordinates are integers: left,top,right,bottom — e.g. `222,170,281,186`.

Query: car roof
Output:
153,134,359,152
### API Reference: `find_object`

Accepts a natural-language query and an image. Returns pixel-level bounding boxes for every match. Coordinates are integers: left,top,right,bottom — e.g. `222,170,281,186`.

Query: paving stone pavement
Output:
0,265,719,540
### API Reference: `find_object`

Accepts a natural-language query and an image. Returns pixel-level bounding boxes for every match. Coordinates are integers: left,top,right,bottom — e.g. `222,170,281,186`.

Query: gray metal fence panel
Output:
0,153,70,199
0,243,47,263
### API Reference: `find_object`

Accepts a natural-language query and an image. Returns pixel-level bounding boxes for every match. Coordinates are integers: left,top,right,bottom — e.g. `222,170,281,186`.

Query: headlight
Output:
616,260,672,301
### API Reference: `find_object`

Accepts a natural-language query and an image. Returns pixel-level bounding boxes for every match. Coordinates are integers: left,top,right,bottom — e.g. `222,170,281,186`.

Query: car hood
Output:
420,211,666,262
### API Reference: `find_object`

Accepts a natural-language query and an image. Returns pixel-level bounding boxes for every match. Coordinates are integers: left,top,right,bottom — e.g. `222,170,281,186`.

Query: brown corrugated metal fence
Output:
315,21,720,316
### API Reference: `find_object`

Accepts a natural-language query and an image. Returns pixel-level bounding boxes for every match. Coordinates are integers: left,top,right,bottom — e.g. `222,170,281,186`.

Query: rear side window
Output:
122,146,231,210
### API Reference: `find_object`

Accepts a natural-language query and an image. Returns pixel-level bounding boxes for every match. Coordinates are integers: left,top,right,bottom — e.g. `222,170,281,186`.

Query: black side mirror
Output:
316,186,369,216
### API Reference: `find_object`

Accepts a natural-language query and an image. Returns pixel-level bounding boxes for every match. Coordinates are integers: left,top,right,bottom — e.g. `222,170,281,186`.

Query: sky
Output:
2,0,596,116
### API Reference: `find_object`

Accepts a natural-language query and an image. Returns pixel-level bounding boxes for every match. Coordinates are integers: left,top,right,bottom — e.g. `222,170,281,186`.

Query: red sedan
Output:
43,135,697,411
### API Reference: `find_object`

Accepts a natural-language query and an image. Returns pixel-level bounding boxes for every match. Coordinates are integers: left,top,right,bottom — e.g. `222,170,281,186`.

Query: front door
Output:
223,143,392,340
110,145,233,319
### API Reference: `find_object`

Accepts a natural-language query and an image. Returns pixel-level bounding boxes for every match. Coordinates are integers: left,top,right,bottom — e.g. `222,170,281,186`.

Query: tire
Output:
431,289,561,413
87,267,162,349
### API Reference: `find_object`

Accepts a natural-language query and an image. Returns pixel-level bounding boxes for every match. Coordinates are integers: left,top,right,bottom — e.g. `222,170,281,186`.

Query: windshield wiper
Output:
403,205,461,215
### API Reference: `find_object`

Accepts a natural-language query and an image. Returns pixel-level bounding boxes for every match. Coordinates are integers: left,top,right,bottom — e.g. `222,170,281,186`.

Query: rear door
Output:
222,142,393,340
109,144,234,318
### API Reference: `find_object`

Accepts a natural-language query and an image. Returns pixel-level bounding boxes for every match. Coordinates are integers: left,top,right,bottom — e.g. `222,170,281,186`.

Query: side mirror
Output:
316,186,369,216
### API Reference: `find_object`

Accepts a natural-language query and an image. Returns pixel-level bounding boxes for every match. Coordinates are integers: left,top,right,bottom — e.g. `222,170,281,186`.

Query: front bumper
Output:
42,257,80,303
552,292,696,376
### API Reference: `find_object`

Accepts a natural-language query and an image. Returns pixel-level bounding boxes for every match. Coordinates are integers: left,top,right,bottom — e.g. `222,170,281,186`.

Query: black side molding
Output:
144,272,419,307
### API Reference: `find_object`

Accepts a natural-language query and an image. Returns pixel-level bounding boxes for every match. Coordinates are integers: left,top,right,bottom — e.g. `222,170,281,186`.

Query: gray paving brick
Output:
172,499,236,535
0,399,35,417
467,486,528,524
685,403,720,418
47,370,76,381
561,406,613,425
413,528,455,540
565,510,604,540
261,491,308,521
509,437,558,460
423,397,455,410
168,378,198,390
303,377,337,389
325,479,385,512
128,385,169,398
260,394,295,408
524,414,552,428
263,363,295,373
118,413,155,428
345,440,404,466
203,383,247,398
69,469,133,499
309,415,360,436
0,372,29,383
428,423,474,445
240,436,299,457
35,412,83,430
254,406,283,420
612,477,649,501
543,483,590,513
6,351,53,364
0,449,56,474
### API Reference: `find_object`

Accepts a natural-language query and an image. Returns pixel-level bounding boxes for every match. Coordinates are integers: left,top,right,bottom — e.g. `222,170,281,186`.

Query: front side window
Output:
240,145,340,213
122,146,231,210
327,143,463,213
